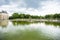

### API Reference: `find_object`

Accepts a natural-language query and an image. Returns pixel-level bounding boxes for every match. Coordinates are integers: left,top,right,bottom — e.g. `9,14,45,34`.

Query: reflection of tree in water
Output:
45,21,60,27
12,21,43,25
0,20,8,27
12,21,31,25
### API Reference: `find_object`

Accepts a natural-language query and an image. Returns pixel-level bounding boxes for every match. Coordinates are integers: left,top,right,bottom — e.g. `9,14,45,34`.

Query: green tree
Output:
12,13,19,19
45,15,53,19
53,14,60,19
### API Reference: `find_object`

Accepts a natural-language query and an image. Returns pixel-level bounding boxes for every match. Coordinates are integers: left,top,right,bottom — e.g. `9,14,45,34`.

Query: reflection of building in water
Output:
0,11,9,20
0,20,8,27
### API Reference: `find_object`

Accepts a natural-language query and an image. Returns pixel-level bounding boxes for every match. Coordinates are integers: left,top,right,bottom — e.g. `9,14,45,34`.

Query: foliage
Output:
44,13,60,19
9,12,60,19
9,12,43,19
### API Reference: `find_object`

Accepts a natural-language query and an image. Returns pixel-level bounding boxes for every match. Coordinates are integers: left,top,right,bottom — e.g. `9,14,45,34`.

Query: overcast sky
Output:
0,0,60,16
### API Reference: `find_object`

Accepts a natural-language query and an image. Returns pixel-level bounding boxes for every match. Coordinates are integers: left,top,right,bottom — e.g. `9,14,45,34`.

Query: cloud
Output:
0,0,60,16
0,0,8,5
39,0,60,15
0,0,27,16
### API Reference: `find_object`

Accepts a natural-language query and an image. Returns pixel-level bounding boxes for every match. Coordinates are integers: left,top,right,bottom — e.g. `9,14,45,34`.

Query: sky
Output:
0,0,60,16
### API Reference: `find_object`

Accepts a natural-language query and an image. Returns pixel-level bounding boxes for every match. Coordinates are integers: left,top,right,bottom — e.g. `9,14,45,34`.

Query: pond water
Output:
0,20,60,40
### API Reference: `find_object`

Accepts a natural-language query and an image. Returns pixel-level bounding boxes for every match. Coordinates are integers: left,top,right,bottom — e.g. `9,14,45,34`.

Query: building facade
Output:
0,11,9,20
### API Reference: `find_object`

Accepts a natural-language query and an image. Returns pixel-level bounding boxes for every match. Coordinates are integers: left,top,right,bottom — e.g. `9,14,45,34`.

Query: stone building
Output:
0,11,9,20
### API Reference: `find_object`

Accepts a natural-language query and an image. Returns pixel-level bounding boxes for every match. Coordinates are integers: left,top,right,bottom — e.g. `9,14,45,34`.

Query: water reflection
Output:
0,21,60,40
0,20,8,27
45,21,60,27
12,21,43,25
4,29,54,40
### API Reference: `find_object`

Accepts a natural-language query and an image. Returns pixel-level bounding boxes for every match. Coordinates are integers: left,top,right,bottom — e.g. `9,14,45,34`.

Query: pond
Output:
0,20,60,40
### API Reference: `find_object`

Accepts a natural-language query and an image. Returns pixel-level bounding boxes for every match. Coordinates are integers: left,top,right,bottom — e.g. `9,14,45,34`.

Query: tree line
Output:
9,12,60,19
45,14,60,19
9,13,43,19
